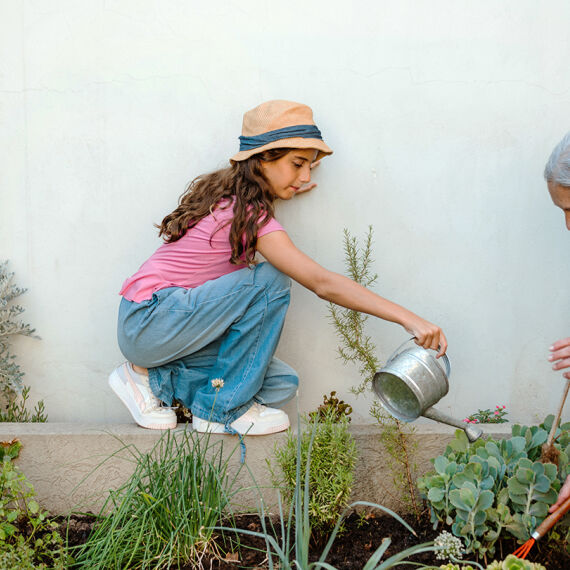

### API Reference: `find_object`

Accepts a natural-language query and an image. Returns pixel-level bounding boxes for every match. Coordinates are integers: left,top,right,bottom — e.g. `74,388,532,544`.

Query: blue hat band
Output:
239,124,322,152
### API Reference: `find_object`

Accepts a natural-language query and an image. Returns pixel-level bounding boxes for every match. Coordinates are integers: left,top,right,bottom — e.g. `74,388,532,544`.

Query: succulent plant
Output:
434,530,464,560
437,557,546,570
485,554,546,570
505,458,559,540
417,417,568,559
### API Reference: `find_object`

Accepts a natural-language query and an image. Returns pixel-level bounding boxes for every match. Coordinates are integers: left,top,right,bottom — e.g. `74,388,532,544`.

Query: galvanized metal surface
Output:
373,339,482,441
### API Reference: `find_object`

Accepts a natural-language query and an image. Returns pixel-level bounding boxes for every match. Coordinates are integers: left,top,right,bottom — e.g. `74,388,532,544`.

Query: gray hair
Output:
544,131,570,187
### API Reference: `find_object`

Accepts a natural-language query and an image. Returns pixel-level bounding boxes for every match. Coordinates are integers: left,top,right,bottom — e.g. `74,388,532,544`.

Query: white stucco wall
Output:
1,1,569,426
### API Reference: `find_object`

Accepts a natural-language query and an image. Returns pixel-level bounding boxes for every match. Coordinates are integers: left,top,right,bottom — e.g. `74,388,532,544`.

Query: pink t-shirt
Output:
120,201,284,302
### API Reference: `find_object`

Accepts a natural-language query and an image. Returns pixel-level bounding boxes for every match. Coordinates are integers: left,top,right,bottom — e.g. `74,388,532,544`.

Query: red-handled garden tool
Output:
512,495,570,559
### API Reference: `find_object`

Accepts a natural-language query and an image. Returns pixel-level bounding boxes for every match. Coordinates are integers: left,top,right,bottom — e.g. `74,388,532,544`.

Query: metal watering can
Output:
372,339,483,442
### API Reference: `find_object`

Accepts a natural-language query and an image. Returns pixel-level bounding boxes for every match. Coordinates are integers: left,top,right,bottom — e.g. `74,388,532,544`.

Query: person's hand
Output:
550,475,570,512
549,337,570,379
295,160,321,195
402,314,448,357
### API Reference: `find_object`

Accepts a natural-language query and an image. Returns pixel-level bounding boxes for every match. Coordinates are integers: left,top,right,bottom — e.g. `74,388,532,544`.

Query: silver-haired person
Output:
544,131,570,513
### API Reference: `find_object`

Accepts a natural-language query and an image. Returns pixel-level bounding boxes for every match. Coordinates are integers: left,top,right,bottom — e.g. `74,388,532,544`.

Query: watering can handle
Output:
390,337,451,378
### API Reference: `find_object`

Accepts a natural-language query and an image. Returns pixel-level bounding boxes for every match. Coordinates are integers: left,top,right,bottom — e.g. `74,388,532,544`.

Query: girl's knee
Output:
275,364,299,399
283,374,299,398
255,261,291,292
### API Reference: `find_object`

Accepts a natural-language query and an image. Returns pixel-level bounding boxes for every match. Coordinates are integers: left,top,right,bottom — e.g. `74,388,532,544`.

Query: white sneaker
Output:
193,402,290,435
108,362,177,430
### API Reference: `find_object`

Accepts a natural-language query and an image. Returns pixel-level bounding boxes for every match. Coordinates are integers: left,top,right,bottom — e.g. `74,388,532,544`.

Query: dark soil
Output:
58,511,569,569
59,513,99,547
191,511,569,570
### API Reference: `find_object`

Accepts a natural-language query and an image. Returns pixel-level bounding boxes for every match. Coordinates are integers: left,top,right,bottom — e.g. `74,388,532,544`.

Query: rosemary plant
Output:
327,227,421,519
269,407,358,543
328,227,380,395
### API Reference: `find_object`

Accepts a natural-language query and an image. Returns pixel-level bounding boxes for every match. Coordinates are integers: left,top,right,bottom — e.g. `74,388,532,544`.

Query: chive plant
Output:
71,428,241,569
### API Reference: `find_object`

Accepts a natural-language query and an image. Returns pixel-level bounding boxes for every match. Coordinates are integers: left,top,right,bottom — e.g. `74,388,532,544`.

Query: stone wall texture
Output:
0,423,512,515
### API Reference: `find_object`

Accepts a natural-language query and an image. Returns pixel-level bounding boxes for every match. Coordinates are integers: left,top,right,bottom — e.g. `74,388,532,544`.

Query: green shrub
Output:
71,428,240,569
464,406,508,424
269,407,357,541
0,532,69,570
0,439,70,568
309,391,353,423
0,386,47,423
0,261,46,422
417,416,569,559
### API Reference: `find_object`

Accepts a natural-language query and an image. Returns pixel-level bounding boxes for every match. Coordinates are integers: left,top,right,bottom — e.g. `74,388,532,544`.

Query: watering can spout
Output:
422,406,483,442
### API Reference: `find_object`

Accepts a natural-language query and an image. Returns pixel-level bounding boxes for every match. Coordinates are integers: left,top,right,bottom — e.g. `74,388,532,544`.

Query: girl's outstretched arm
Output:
257,230,447,356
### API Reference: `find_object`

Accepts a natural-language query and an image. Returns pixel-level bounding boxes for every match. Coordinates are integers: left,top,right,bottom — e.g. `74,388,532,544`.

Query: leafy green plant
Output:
0,532,69,570
0,438,70,568
0,386,47,423
269,406,357,542
0,261,46,422
417,417,569,560
464,406,508,425
309,391,353,423
328,227,421,518
71,428,241,569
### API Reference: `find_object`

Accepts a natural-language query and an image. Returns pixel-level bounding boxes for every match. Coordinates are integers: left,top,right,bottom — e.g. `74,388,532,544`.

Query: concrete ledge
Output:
0,422,513,515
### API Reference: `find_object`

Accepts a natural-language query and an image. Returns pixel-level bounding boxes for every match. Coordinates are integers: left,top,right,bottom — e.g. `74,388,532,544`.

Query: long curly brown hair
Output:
157,148,290,265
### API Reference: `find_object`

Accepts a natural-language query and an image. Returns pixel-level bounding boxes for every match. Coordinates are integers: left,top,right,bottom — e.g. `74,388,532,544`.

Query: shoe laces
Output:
145,398,170,413
250,402,266,413
138,374,172,414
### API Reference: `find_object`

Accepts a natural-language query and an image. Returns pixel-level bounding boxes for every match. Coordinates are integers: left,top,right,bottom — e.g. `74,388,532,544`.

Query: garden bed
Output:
3,420,569,569
61,511,569,569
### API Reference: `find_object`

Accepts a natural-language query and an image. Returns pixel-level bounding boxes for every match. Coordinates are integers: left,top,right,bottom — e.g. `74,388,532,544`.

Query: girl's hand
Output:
402,314,448,357
295,160,321,195
549,337,570,379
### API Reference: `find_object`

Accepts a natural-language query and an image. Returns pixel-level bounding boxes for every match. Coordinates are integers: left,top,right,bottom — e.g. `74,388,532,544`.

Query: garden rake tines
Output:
512,494,570,559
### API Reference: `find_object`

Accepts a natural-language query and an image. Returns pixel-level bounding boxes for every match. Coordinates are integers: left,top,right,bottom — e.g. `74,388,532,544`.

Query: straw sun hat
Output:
230,100,333,163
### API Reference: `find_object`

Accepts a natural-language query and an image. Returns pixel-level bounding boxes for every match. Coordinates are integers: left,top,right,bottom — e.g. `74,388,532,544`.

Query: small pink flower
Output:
503,405,506,409
494,411,500,415
496,406,501,409
463,419,469,423
470,420,478,424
